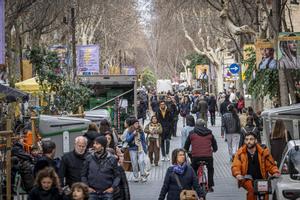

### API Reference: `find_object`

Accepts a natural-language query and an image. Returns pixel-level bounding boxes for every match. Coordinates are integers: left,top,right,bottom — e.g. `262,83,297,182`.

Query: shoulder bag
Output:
173,172,198,200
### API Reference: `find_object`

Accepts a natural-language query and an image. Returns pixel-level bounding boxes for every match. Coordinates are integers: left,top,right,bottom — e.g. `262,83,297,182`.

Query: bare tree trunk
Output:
279,69,290,106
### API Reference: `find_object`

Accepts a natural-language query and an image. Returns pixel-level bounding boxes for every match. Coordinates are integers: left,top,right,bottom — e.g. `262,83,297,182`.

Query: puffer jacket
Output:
231,144,279,186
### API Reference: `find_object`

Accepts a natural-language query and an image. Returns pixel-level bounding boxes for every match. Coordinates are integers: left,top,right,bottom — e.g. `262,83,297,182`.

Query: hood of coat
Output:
193,125,212,136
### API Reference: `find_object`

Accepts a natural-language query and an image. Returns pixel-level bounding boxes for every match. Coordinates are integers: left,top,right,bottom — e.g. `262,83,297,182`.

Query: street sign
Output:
229,63,240,74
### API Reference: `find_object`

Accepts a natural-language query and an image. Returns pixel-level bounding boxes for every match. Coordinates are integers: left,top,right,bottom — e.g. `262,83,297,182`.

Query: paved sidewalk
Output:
128,116,245,200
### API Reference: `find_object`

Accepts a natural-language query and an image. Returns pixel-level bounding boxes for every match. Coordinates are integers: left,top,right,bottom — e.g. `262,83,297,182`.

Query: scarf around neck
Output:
173,162,187,175
94,149,108,160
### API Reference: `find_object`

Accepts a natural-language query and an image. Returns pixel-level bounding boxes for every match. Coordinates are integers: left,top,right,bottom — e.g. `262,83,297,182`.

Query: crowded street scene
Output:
0,0,300,200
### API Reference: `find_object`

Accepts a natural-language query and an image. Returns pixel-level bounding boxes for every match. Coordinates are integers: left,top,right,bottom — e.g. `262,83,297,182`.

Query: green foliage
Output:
185,53,209,77
27,47,92,114
243,47,279,99
55,83,92,113
27,47,64,93
141,67,156,88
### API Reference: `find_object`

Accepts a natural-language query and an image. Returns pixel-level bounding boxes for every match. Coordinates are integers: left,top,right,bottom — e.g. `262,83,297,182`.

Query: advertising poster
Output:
278,32,300,69
195,65,209,80
255,40,277,70
0,0,5,65
223,66,239,81
242,44,255,80
76,45,100,75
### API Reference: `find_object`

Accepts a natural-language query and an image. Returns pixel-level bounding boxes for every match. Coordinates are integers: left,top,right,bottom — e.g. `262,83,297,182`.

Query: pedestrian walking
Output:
125,119,148,182
158,148,205,200
239,108,248,128
184,119,218,192
220,94,231,116
270,119,292,165
59,136,88,188
28,167,63,200
239,116,260,148
221,104,241,161
180,115,195,148
166,96,179,137
193,96,208,126
179,96,191,127
81,136,120,200
107,148,130,200
70,182,89,200
208,94,217,126
144,115,162,166
150,92,159,113
237,96,245,114
33,140,59,176
156,101,172,161
84,123,101,149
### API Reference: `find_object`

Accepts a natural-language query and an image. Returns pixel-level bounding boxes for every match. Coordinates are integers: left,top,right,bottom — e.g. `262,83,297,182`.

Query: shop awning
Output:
15,77,39,92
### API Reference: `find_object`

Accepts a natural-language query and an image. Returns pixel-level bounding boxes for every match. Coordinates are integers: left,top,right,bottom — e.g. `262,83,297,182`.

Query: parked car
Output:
272,140,300,200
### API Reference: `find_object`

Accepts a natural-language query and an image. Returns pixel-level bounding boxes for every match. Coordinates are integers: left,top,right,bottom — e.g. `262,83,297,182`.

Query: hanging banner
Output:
255,40,277,70
242,44,255,80
76,45,100,75
0,0,5,65
278,32,300,69
195,65,209,80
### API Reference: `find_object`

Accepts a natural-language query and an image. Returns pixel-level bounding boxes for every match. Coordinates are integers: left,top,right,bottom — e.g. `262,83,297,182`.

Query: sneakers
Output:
132,177,140,182
141,176,147,182
161,157,165,161
165,155,170,161
208,187,214,193
144,171,150,178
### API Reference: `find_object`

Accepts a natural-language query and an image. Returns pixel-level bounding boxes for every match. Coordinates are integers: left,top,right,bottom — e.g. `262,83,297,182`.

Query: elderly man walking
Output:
59,136,88,187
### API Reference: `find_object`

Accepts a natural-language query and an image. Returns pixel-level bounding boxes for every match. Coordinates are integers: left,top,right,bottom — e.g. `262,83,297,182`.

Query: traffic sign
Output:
229,63,240,74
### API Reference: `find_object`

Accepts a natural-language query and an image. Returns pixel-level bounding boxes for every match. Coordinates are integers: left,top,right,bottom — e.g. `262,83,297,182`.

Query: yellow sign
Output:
195,65,209,80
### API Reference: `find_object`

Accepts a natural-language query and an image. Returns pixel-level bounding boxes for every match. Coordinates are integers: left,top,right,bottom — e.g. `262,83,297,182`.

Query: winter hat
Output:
195,119,206,127
94,136,107,148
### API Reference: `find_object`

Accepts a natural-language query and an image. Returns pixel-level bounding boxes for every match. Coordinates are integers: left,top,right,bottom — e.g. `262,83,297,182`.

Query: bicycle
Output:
242,174,278,200
197,161,209,194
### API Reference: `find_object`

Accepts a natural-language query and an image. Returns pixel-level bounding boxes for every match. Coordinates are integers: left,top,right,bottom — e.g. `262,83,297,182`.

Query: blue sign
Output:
229,63,240,74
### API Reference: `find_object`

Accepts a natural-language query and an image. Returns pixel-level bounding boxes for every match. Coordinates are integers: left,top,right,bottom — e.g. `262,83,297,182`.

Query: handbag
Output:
174,173,198,200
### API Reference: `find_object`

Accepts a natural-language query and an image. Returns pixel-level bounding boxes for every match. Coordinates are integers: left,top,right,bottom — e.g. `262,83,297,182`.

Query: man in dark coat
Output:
156,100,172,161
59,136,88,187
220,95,231,116
81,136,120,200
184,119,218,192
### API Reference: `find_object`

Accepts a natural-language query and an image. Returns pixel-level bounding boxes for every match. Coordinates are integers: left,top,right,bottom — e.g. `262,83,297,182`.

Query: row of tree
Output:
146,0,299,106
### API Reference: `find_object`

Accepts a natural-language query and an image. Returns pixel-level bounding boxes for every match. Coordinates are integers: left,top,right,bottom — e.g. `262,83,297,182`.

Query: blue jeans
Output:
89,192,113,200
129,150,146,178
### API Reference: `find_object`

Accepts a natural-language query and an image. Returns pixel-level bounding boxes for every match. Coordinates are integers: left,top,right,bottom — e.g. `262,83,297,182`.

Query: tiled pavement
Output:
128,116,245,200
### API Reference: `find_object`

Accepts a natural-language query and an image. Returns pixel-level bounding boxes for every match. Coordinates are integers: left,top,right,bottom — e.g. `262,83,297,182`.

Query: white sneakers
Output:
165,155,170,161
132,177,140,182
161,155,170,161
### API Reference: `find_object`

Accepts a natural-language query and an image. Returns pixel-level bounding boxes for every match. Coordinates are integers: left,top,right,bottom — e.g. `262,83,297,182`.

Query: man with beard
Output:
59,136,88,187
82,136,120,200
232,132,280,200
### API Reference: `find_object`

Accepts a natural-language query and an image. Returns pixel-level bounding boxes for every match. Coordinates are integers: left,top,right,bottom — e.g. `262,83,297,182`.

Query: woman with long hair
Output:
279,34,300,69
28,167,63,200
158,148,204,200
270,119,292,165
